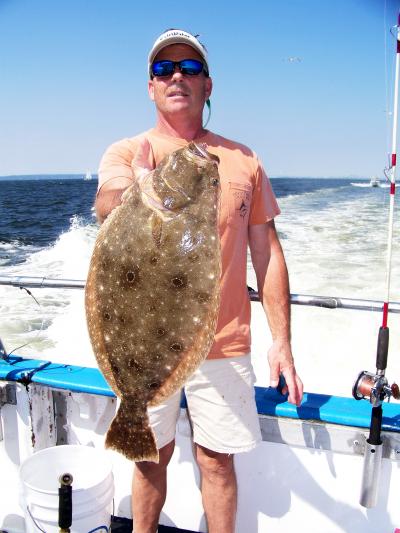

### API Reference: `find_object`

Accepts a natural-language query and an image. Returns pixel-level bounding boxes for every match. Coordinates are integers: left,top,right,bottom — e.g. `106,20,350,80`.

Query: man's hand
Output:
131,137,154,183
268,338,303,406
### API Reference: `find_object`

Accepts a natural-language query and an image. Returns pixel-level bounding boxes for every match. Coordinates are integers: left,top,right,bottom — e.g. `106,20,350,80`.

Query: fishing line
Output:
352,10,400,508
382,19,399,326
384,0,392,156
381,6,398,258
6,286,46,358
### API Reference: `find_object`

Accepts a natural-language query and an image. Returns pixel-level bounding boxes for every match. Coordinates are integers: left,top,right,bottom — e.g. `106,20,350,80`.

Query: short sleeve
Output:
97,138,138,190
249,160,280,224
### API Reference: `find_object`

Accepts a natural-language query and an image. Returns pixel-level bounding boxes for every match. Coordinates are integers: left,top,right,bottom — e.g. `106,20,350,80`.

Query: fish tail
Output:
105,398,159,463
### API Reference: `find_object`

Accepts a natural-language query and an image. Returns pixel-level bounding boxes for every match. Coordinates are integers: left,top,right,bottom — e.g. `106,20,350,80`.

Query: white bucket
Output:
19,445,114,533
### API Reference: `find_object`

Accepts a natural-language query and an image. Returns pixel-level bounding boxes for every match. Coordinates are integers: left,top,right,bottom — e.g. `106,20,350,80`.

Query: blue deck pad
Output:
1,355,400,431
255,386,400,432
0,355,115,397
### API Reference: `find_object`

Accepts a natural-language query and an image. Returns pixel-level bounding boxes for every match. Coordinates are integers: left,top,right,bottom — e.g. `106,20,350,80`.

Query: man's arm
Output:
95,177,133,223
248,220,303,405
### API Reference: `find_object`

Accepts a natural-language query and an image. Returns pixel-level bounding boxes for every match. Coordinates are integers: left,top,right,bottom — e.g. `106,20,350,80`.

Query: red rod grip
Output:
382,302,389,328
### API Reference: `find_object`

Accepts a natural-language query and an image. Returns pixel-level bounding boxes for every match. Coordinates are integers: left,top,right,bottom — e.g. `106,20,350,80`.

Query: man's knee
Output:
195,444,235,480
135,439,175,477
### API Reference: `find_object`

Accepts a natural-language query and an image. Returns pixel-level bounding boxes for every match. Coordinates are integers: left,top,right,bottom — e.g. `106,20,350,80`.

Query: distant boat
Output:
84,171,92,181
350,176,389,188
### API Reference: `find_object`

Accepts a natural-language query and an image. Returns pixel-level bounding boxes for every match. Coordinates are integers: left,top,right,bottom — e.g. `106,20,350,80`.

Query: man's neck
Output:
154,115,207,141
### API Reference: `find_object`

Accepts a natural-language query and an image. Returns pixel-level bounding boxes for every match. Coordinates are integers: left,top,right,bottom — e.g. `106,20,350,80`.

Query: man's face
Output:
148,44,212,120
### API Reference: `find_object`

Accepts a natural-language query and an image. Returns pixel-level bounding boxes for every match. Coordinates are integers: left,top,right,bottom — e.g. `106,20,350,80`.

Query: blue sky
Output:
1,0,399,177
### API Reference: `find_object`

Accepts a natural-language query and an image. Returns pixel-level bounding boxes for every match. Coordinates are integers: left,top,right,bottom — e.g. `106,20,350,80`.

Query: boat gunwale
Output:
1,355,400,433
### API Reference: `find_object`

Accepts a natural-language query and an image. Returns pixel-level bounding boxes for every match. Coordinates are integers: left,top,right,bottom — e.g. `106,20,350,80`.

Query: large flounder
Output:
85,142,220,462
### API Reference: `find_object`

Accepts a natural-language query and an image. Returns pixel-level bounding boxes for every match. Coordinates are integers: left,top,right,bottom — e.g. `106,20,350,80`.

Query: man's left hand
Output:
268,339,303,406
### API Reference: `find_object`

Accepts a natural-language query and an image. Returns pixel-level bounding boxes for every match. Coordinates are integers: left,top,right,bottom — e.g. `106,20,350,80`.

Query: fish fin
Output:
149,290,220,407
149,329,217,407
85,273,122,396
105,397,159,463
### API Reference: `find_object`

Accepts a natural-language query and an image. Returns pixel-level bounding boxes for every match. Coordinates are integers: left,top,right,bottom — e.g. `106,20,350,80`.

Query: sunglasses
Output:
151,59,209,78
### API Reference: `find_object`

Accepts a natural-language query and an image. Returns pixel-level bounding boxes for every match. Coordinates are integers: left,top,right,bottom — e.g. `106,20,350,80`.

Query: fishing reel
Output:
353,325,399,407
352,370,399,407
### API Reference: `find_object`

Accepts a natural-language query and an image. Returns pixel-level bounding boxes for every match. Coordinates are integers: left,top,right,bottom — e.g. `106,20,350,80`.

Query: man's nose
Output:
171,65,184,80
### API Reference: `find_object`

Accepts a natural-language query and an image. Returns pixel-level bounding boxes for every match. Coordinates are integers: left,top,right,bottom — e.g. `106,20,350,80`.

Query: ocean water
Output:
0,176,399,397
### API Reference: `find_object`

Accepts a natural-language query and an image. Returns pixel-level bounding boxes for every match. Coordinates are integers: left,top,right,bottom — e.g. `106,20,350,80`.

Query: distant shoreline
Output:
0,174,367,181
0,174,97,181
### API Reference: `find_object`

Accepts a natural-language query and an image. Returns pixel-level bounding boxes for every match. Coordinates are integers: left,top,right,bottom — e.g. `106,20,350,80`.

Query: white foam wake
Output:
1,190,399,397
0,216,98,366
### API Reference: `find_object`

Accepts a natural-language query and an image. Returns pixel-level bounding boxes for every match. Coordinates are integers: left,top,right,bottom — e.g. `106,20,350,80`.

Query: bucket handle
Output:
26,505,47,533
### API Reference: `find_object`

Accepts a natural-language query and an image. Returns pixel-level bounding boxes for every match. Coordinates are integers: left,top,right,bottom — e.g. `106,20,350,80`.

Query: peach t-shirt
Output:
98,128,280,359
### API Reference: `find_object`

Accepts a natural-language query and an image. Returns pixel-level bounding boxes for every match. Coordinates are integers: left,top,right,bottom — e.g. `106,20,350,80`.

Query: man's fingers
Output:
268,341,303,404
132,138,154,178
283,369,303,406
269,364,280,388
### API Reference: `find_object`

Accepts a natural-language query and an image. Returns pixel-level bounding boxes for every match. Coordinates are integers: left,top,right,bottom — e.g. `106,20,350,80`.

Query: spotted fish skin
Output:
85,143,220,462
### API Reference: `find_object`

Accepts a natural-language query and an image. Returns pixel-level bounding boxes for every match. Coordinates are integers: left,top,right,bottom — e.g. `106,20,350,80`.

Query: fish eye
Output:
211,178,219,186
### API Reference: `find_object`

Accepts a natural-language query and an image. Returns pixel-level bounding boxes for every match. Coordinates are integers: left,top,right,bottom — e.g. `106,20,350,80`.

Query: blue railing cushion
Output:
1,356,400,431
0,356,115,397
255,386,400,432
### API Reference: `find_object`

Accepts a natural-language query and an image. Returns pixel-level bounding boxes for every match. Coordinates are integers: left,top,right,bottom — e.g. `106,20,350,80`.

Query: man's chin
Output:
166,101,191,113
167,96,191,107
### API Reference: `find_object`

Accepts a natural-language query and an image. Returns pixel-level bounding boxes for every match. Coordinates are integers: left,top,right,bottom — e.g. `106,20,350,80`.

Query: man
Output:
96,29,303,533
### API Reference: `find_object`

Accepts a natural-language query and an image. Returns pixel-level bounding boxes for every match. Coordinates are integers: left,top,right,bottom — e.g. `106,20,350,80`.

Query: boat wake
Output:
350,182,390,188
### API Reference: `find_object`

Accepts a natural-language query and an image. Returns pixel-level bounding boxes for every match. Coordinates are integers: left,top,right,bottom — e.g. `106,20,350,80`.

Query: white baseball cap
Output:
148,29,209,77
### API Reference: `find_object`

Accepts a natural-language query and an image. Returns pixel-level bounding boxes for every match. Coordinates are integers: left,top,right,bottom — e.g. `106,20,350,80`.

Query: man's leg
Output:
132,439,175,533
195,444,237,533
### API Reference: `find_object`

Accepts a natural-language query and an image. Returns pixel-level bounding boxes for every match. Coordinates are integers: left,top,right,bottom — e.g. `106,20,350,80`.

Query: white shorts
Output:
148,354,262,454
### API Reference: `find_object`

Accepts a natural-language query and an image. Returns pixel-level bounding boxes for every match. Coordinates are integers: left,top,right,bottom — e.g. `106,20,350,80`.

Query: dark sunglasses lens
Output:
179,59,204,75
151,59,205,77
152,61,175,77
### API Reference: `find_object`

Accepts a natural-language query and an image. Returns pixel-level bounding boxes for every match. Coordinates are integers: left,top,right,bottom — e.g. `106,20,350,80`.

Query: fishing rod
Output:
1,275,400,313
352,13,400,509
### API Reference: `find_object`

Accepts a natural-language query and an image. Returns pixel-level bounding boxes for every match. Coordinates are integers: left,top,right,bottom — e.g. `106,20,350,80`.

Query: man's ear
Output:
205,76,213,100
148,79,155,101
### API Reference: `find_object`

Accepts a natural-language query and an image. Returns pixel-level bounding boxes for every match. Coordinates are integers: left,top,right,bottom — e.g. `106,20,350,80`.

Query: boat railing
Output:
0,275,399,314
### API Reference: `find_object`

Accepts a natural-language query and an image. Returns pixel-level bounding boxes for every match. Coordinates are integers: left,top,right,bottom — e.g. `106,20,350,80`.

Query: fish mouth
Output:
189,143,220,165
139,172,177,221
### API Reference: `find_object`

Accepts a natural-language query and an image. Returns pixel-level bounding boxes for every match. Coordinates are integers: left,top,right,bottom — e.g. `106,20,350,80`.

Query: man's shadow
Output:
167,381,394,533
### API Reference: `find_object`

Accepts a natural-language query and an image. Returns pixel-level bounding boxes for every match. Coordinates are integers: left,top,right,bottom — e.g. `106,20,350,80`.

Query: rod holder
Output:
360,440,383,508
59,472,73,532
